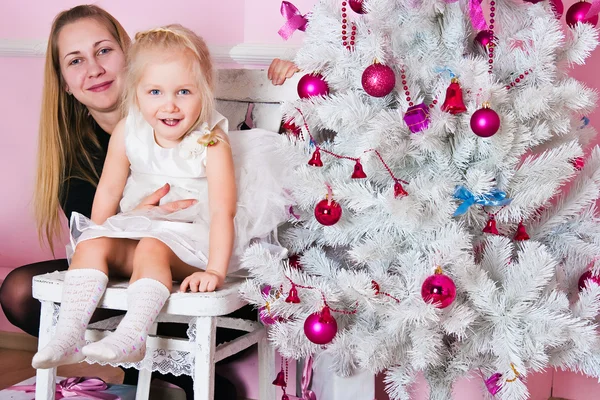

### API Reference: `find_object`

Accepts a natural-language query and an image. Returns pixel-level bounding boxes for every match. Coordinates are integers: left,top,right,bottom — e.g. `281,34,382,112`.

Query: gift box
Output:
2,376,185,400
2,376,136,400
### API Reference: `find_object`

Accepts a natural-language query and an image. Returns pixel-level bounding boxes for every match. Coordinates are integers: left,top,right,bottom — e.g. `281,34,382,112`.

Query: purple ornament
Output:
303,306,338,344
474,30,494,50
349,0,367,13
297,73,330,99
566,1,598,27
470,104,500,137
550,0,564,18
485,373,503,395
421,271,456,309
404,103,430,133
578,270,600,291
362,63,396,97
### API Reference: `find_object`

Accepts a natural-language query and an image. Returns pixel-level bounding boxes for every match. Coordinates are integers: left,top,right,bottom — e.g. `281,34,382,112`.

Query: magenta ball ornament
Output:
566,1,598,27
361,63,396,97
297,73,330,99
474,30,494,50
550,0,564,17
578,270,600,291
349,0,367,13
304,307,338,344
470,104,501,137
421,272,457,309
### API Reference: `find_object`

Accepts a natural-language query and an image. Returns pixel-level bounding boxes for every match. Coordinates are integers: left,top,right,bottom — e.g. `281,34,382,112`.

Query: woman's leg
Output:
32,238,137,368
0,259,69,336
82,238,181,363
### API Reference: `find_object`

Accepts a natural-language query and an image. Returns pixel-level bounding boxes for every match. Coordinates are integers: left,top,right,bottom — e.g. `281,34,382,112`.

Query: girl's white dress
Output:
69,110,291,273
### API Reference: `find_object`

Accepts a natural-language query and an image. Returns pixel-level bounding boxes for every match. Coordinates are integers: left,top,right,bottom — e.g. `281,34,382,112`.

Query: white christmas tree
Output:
240,0,600,398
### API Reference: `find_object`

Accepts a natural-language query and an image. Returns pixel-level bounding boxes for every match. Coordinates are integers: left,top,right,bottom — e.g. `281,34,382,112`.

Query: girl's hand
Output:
180,270,225,293
135,183,198,213
267,58,300,86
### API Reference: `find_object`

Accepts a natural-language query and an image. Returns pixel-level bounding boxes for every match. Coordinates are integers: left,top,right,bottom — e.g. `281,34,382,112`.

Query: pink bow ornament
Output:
278,1,309,40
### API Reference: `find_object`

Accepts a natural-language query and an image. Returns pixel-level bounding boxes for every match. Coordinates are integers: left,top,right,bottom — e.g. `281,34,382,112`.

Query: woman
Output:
0,5,242,399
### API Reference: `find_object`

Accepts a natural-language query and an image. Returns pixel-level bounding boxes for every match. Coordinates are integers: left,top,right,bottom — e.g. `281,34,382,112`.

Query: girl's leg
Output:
31,237,136,369
82,238,192,363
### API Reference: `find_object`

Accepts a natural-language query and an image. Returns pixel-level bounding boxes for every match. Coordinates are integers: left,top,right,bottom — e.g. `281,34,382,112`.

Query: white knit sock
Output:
32,269,108,369
82,278,170,363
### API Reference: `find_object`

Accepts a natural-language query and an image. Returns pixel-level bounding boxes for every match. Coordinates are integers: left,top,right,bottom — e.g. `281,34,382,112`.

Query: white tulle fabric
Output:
68,110,291,272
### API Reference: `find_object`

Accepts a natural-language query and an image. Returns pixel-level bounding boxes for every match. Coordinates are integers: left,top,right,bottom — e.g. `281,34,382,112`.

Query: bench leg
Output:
35,301,57,400
193,316,216,400
258,326,276,400
135,322,157,400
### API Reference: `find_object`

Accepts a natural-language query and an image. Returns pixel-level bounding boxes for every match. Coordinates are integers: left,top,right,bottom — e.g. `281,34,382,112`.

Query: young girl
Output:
32,24,290,369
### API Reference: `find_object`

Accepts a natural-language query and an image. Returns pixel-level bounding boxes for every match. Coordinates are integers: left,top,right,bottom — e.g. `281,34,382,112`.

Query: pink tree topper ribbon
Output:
587,0,600,18
278,1,309,40
8,376,119,400
301,355,317,400
445,0,488,31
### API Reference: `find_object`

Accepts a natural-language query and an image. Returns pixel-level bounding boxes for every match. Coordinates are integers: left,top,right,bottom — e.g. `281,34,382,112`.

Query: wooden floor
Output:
0,348,124,390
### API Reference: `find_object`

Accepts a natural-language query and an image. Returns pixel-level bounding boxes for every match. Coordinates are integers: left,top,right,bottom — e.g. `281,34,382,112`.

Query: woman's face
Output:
57,18,126,113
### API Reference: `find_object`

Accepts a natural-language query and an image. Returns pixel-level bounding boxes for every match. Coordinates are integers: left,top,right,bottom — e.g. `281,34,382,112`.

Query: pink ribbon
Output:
301,355,317,400
445,0,487,31
588,0,600,18
9,376,119,400
278,1,308,40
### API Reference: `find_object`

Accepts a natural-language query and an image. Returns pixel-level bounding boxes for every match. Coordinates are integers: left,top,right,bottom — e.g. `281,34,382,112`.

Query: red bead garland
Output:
488,1,496,74
341,2,357,50
505,68,533,90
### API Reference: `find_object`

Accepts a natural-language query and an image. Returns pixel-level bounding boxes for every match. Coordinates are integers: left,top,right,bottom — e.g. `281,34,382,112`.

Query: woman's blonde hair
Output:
34,5,131,253
124,24,224,146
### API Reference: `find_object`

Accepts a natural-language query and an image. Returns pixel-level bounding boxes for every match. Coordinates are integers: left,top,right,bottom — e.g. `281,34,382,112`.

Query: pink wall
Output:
0,0,599,398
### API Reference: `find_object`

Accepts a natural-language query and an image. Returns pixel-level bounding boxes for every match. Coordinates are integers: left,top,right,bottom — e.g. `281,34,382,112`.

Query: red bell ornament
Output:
285,285,301,303
272,370,287,387
308,149,323,167
394,181,408,198
483,214,500,235
513,221,530,241
352,160,367,178
441,78,467,114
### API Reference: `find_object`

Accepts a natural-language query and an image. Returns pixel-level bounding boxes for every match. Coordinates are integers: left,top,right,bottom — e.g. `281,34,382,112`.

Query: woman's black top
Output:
60,122,110,221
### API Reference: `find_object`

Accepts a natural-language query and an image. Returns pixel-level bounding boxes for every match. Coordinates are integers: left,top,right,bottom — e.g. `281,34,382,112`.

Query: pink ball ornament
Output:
349,0,367,14
566,1,599,27
297,73,330,99
578,270,600,291
550,0,564,18
421,269,457,309
361,63,396,97
470,103,501,137
304,306,338,344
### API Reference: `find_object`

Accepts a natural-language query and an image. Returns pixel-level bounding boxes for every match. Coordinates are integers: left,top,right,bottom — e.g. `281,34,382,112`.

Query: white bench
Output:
32,67,302,400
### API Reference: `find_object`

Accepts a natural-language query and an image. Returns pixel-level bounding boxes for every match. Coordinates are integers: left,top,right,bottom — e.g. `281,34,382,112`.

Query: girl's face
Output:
58,18,126,113
136,52,203,148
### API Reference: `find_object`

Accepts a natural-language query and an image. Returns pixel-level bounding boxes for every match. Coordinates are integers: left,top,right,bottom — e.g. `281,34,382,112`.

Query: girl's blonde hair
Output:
34,5,131,253
124,24,225,146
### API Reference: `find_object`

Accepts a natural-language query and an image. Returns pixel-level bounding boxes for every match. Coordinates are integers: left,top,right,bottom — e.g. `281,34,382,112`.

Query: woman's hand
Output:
134,183,197,212
180,269,226,293
268,58,300,86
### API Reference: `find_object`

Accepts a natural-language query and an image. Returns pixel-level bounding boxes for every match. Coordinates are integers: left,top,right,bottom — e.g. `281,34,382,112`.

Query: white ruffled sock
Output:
82,278,170,363
32,268,108,369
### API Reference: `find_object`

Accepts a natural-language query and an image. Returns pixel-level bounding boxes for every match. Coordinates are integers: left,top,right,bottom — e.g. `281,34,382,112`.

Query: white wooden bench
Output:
32,67,302,400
